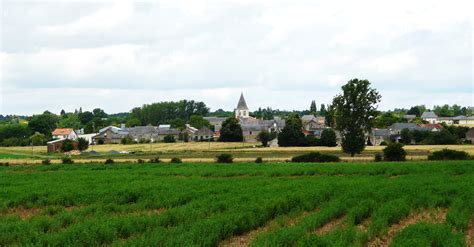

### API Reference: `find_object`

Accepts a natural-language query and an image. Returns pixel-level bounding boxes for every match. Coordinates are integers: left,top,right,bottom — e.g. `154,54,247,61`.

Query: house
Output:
47,139,78,153
403,115,416,122
303,119,325,137
52,128,78,140
421,111,438,124
301,115,325,125
437,117,453,125
78,133,98,144
452,116,474,126
190,127,214,141
92,126,129,144
418,124,443,132
127,126,159,142
466,128,474,143
369,129,391,145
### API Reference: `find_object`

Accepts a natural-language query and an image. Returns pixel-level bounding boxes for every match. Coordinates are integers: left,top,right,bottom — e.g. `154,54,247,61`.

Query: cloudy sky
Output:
0,0,472,115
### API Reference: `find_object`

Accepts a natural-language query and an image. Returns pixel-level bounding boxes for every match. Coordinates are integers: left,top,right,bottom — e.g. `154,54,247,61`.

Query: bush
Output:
428,149,470,161
216,153,233,163
137,159,145,163
255,157,263,163
380,141,388,146
170,157,182,163
62,157,74,164
77,137,89,151
163,135,176,143
374,153,382,162
61,139,74,152
320,129,337,147
383,143,406,161
149,157,161,163
104,158,114,164
291,152,340,163
42,159,51,165
121,136,135,145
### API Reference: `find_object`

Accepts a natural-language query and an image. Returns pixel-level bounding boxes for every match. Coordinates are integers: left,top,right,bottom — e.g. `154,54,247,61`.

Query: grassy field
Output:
1,143,474,164
1,161,473,246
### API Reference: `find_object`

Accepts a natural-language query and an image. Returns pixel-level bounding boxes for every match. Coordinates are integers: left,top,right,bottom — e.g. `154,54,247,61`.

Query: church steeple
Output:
235,92,249,118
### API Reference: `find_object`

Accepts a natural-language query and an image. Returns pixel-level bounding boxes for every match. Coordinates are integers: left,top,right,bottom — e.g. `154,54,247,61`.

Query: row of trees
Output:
399,125,469,145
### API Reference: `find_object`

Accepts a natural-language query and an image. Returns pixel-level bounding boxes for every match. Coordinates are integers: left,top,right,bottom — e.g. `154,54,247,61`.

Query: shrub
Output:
61,139,74,152
374,153,382,162
216,153,233,163
255,157,263,163
77,137,89,151
121,136,134,145
170,157,182,163
104,158,114,164
62,157,74,164
163,135,176,143
137,159,145,163
42,159,51,165
380,141,388,146
383,143,406,161
320,129,337,147
291,152,340,163
149,157,161,163
428,149,470,161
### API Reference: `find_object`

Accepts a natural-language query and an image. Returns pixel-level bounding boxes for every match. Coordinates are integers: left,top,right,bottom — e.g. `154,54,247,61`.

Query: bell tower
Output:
235,93,249,119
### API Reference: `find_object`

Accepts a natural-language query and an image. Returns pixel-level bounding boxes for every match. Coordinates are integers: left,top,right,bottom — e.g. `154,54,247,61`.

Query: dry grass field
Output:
0,143,473,164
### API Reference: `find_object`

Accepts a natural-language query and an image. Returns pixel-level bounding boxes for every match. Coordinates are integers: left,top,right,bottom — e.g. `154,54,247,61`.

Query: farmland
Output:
1,161,473,246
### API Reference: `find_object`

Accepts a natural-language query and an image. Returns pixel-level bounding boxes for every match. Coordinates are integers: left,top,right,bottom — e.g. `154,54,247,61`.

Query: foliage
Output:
121,136,135,145
320,129,337,147
422,129,458,145
61,157,74,164
30,132,46,146
256,131,275,147
332,79,381,156
291,152,340,163
188,115,211,129
0,124,31,146
28,111,59,137
216,153,233,163
129,100,209,126
57,113,82,129
390,223,464,246
149,157,161,163
41,159,51,165
170,157,182,163
61,139,75,152
428,149,470,161
126,118,141,128
383,143,406,161
374,153,382,162
278,114,305,147
309,100,317,114
255,157,263,163
163,135,176,143
433,104,471,117
400,128,412,144
77,138,89,151
219,117,243,142
375,112,403,128
104,158,114,164
406,106,422,117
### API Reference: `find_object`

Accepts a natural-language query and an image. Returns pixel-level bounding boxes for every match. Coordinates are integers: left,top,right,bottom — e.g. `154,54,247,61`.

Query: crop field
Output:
1,144,474,164
1,161,473,246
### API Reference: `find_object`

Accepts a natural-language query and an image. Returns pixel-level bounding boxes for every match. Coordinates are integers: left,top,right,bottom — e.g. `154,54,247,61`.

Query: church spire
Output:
236,92,249,110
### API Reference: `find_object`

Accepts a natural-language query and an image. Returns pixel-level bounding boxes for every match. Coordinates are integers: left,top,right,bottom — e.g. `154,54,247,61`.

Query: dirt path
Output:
219,209,318,247
367,208,447,247
315,215,347,235
466,220,473,247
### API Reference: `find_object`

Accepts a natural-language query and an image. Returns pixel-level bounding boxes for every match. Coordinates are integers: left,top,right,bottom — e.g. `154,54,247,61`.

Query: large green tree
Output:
332,79,381,156
219,117,243,142
277,114,305,147
28,111,59,138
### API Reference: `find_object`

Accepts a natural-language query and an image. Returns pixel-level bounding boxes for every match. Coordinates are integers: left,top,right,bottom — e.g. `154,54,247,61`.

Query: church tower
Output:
235,93,249,119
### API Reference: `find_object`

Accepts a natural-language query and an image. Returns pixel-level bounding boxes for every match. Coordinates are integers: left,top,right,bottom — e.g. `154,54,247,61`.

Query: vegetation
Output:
332,79,381,156
77,138,89,151
255,157,263,163
219,117,243,142
278,114,306,147
216,153,233,163
61,157,74,164
170,157,182,163
104,158,114,164
374,153,382,162
149,157,161,163
163,135,176,143
291,152,340,163
383,143,407,161
428,149,471,161
1,161,473,246
319,129,337,147
256,131,275,147
61,139,75,152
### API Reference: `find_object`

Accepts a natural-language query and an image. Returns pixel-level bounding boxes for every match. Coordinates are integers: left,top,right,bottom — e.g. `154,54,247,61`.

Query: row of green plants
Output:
373,143,472,162
1,161,473,245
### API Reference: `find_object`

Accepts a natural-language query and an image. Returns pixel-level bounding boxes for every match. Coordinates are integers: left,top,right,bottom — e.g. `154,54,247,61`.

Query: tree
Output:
325,104,335,127
79,111,94,125
383,143,406,161
58,114,82,129
28,111,59,138
126,118,141,127
332,79,381,157
400,128,412,144
257,130,274,147
61,139,74,152
163,135,176,143
277,114,305,147
310,100,317,114
406,106,421,117
77,137,89,151
219,117,243,142
170,118,185,129
320,129,337,147
320,104,327,116
188,115,211,129
60,109,66,116
374,112,401,128
30,132,46,146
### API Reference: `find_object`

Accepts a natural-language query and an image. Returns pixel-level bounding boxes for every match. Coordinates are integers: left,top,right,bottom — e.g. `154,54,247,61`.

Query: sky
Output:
0,0,473,115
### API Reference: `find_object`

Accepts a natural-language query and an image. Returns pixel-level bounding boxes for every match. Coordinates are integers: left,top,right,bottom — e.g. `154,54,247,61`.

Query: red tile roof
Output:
418,124,443,129
52,128,74,136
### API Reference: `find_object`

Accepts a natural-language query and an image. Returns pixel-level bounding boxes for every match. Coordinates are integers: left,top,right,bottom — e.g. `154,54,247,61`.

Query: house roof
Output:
403,114,416,119
421,111,438,119
373,129,391,136
301,115,316,122
236,93,249,110
389,123,424,131
418,124,443,130
52,128,74,136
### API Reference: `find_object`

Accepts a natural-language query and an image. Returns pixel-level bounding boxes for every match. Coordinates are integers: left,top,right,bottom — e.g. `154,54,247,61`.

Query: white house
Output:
421,111,438,124
51,128,78,140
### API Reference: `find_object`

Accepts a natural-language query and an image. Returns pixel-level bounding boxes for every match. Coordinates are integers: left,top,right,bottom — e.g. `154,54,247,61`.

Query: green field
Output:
1,161,473,246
